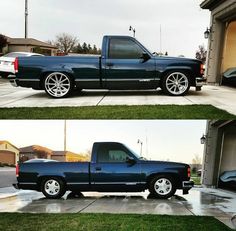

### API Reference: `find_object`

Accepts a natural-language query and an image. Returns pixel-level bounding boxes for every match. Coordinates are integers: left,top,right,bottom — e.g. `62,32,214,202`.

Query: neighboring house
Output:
19,145,88,162
2,37,57,56
19,145,53,162
52,151,89,162
0,141,19,165
200,0,236,84
202,120,236,189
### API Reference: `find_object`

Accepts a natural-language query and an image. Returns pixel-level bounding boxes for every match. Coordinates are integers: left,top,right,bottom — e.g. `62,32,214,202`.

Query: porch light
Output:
204,27,211,39
200,134,206,144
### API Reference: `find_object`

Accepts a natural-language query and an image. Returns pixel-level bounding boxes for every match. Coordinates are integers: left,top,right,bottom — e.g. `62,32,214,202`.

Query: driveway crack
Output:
77,199,98,213
96,91,109,106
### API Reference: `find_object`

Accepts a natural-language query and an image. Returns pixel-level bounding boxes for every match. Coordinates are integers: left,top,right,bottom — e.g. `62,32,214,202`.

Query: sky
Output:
0,0,210,58
0,120,206,164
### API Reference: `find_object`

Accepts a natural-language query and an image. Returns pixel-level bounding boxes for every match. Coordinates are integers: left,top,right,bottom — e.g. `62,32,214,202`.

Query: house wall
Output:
51,155,66,162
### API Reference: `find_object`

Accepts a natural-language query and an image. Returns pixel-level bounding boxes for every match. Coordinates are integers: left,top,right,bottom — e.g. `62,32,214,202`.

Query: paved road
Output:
0,78,236,115
0,168,16,188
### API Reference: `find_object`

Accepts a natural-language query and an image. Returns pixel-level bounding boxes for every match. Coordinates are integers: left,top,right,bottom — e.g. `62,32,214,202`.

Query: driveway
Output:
0,79,236,115
0,187,235,229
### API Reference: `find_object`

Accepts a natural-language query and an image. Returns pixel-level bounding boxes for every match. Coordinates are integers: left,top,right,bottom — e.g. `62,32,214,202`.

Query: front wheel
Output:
162,71,190,96
42,177,66,199
149,175,176,199
44,72,73,98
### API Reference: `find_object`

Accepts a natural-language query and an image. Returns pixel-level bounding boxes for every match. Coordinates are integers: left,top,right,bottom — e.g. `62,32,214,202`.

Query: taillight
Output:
187,167,191,178
16,164,19,177
14,57,19,73
200,63,204,75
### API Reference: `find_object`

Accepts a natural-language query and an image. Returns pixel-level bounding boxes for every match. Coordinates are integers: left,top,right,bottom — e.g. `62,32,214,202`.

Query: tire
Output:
149,175,176,199
0,72,9,79
162,71,190,96
41,177,66,199
44,72,73,98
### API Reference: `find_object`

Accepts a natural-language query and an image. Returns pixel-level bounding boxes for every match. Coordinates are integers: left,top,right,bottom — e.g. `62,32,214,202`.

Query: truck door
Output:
103,37,157,89
90,143,144,192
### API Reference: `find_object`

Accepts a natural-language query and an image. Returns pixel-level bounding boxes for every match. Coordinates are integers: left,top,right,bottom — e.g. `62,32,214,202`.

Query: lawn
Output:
0,105,235,119
0,213,232,231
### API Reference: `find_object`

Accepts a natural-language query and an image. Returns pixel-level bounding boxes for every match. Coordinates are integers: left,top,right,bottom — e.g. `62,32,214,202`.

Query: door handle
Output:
106,63,114,67
95,167,101,171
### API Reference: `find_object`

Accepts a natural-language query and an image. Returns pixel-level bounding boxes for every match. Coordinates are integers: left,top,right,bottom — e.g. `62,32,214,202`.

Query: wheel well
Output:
37,176,67,191
160,69,194,85
147,173,181,188
39,71,75,89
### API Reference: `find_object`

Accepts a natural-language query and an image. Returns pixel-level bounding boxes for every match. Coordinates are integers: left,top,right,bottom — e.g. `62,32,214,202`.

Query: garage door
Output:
220,131,236,173
0,151,15,165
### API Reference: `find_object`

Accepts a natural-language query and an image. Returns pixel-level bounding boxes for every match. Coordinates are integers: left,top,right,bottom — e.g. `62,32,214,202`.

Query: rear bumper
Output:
12,183,19,189
182,180,194,195
8,75,41,89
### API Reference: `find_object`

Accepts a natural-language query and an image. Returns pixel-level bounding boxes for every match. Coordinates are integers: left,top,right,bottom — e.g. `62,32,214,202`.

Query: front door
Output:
90,143,142,192
104,37,157,89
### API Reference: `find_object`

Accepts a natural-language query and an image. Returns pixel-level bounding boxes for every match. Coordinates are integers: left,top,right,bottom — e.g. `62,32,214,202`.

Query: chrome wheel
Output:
154,178,172,196
44,72,71,98
44,179,60,196
165,72,189,95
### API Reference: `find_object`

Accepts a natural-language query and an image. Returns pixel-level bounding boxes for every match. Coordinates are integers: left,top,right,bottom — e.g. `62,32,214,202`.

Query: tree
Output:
192,154,202,165
92,45,98,54
82,42,88,54
0,34,8,53
195,45,207,64
54,33,78,54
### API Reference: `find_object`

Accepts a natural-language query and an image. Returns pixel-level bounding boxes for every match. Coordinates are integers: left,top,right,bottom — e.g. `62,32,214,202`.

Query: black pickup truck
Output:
9,35,204,98
14,142,193,199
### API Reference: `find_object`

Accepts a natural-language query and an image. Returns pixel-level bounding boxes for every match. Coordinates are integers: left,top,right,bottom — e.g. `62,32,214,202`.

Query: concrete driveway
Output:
0,79,236,115
0,187,235,229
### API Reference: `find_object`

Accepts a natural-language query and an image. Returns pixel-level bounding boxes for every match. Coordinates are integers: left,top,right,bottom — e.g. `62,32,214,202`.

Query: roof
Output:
0,140,19,151
19,145,53,155
7,37,57,49
200,0,223,10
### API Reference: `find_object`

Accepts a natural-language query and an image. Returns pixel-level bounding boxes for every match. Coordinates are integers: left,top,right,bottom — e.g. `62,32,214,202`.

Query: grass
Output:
0,213,232,231
0,105,235,119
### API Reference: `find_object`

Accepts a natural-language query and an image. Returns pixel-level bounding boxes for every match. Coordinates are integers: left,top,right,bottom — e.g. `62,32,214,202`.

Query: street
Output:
0,167,16,188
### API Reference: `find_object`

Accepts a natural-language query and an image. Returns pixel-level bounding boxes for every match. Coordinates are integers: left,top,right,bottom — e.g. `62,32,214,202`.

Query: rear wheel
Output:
42,177,66,199
149,175,176,199
44,72,73,98
162,71,190,96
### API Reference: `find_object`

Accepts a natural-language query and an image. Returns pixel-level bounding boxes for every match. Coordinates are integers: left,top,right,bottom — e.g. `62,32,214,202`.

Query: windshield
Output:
124,144,146,160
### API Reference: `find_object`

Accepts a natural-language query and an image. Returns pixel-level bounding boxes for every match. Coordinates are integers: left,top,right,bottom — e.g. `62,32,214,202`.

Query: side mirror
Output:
126,156,136,165
141,53,150,62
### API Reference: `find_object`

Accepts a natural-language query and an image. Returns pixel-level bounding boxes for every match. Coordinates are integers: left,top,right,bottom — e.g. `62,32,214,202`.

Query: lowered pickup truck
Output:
14,142,193,199
9,35,204,98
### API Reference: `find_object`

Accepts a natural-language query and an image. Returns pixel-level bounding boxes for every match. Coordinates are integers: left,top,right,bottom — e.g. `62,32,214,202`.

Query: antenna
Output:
25,0,28,38
160,24,162,54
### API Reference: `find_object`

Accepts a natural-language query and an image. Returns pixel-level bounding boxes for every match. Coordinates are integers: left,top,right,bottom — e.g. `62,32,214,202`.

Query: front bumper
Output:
182,180,194,195
195,77,206,91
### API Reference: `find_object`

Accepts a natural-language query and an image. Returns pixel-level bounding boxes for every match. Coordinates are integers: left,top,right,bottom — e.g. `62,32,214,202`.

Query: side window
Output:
108,38,144,59
97,144,130,163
